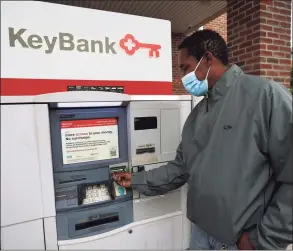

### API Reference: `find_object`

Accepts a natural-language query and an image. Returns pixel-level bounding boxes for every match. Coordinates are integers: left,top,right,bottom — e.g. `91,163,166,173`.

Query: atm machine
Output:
1,92,193,250
50,104,133,242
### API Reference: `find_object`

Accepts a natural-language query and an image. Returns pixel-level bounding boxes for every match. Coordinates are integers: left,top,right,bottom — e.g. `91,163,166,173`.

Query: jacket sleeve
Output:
130,142,188,196
249,84,293,249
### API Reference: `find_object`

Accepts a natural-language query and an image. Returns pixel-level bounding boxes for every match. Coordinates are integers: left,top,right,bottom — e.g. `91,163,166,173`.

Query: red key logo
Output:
120,34,161,58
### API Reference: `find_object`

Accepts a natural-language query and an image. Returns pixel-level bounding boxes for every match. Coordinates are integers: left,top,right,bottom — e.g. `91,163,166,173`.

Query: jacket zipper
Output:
205,93,209,112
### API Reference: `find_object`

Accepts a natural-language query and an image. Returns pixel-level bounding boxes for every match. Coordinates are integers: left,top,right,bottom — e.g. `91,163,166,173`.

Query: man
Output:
113,29,293,250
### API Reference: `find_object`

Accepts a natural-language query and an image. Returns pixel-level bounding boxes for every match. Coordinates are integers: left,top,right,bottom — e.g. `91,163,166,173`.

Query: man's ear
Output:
205,51,213,61
205,51,213,66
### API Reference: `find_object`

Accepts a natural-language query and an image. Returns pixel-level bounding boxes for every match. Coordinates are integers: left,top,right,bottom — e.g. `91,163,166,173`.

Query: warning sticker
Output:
60,118,119,165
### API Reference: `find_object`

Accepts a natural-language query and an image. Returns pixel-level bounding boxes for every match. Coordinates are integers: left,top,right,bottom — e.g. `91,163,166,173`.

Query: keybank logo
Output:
8,27,162,58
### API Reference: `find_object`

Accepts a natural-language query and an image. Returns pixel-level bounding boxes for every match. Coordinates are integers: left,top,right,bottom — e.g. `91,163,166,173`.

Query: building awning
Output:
41,0,226,34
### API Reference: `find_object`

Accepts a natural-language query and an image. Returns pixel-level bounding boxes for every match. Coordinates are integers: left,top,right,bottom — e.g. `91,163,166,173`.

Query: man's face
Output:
178,48,208,81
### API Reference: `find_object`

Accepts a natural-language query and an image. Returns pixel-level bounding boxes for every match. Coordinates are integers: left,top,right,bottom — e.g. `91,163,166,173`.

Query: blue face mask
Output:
181,56,211,97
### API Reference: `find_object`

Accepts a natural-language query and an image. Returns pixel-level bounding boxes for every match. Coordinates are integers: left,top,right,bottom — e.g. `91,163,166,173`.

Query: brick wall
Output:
172,33,188,94
204,13,227,41
227,0,291,87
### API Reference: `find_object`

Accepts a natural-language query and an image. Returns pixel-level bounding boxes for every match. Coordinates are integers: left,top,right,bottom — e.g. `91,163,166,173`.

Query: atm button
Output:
67,199,76,206
138,166,145,172
133,190,140,199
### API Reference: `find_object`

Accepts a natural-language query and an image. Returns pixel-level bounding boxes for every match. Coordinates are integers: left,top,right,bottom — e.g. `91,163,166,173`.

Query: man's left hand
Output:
237,233,255,250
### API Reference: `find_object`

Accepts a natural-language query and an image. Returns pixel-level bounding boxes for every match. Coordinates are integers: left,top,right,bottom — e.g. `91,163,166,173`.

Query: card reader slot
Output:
110,166,126,172
75,214,119,231
77,184,87,205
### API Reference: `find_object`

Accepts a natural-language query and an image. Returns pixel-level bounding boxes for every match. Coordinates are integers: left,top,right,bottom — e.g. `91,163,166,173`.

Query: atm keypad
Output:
82,184,111,205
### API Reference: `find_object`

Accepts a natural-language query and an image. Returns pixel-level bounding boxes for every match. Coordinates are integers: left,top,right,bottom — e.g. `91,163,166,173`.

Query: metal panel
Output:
44,217,58,250
1,105,43,227
35,104,56,218
1,219,45,250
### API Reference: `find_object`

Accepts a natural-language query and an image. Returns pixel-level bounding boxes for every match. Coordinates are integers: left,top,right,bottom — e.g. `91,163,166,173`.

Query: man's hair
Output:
178,29,229,65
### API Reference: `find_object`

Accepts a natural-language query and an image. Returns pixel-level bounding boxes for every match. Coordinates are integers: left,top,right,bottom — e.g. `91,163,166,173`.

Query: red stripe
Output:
60,118,117,128
0,78,173,96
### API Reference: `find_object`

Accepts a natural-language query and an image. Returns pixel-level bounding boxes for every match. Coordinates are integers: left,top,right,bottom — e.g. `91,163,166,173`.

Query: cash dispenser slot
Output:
75,213,119,231
57,200,133,240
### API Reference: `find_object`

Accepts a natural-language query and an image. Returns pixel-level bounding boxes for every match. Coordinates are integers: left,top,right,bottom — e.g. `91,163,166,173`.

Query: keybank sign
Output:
8,27,162,58
8,27,117,54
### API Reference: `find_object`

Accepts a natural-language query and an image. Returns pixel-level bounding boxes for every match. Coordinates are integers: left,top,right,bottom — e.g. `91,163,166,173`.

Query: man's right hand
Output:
112,172,132,188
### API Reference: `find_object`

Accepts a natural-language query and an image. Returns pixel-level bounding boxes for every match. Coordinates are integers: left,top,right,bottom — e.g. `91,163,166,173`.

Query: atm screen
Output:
60,118,119,165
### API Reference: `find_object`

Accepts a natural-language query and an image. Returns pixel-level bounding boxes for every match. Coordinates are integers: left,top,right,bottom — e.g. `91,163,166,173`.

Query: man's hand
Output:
112,172,132,188
237,233,255,250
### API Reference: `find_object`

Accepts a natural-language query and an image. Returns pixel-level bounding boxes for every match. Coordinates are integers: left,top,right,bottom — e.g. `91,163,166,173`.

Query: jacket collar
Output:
208,64,244,100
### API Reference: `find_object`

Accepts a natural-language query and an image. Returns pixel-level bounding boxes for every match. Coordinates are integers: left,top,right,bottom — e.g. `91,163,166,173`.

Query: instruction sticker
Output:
60,118,119,165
